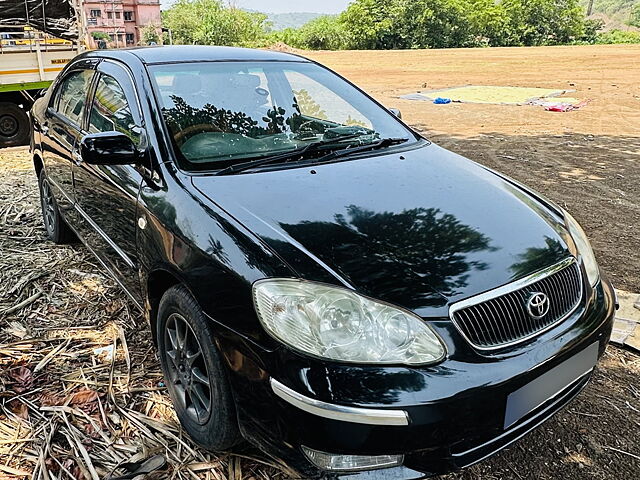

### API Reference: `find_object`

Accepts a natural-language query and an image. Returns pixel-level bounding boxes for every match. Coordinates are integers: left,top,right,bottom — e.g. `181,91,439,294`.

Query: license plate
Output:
504,342,599,429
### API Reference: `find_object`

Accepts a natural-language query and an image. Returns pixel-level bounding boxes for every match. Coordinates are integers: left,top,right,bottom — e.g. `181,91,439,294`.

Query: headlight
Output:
253,279,446,365
564,211,600,287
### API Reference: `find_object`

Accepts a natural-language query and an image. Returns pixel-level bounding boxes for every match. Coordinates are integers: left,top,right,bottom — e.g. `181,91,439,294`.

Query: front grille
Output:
450,258,582,350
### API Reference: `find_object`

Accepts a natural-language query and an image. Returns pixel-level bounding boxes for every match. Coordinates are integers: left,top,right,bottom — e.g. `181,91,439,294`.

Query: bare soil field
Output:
307,44,640,292
1,45,639,480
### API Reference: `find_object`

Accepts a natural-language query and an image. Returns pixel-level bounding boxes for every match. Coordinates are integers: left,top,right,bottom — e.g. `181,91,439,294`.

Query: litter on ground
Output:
401,85,584,109
530,99,589,112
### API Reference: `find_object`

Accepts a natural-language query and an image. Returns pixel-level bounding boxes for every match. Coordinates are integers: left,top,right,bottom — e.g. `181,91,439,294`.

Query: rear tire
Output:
0,102,30,147
38,169,75,244
157,285,241,450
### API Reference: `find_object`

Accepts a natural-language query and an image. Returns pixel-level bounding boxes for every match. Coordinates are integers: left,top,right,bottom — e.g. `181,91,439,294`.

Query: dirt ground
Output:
306,44,640,293
1,45,639,479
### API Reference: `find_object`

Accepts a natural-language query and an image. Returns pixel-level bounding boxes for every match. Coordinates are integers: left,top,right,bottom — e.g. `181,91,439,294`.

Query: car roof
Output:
82,45,310,65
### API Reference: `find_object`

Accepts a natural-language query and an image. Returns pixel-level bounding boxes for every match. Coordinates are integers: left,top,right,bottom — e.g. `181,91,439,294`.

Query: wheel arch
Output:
0,91,29,106
33,152,44,179
146,267,186,345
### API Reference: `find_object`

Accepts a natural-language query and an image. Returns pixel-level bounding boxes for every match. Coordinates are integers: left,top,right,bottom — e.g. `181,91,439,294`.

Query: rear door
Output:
41,66,95,218
72,60,145,306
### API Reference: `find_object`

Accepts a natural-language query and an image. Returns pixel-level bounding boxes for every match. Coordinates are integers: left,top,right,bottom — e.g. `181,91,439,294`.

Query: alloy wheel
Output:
164,313,213,425
41,179,56,235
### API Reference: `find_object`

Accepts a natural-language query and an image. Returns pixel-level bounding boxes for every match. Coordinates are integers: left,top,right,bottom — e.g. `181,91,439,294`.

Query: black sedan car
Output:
30,46,616,479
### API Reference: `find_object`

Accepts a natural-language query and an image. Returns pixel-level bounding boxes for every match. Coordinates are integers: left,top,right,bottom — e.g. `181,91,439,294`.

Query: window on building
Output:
115,12,121,19
90,9,101,18
126,33,135,44
124,11,134,21
107,12,113,19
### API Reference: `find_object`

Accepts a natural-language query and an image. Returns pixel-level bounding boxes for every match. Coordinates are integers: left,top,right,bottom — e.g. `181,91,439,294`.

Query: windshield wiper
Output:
214,136,408,176
309,137,409,165
215,135,373,176
215,144,314,176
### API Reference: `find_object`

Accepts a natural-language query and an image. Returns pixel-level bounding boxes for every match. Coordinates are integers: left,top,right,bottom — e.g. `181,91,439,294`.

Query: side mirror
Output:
389,108,402,119
80,131,138,166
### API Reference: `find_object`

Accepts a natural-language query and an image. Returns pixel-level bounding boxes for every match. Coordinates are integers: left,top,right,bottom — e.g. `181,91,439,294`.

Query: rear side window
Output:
88,74,139,145
54,70,94,126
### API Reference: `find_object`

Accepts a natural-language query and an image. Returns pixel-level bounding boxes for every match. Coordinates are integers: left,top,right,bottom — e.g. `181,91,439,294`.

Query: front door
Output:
41,68,95,218
73,60,145,306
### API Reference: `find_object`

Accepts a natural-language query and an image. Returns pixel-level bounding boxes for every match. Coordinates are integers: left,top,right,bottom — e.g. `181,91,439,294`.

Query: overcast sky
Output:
161,0,352,13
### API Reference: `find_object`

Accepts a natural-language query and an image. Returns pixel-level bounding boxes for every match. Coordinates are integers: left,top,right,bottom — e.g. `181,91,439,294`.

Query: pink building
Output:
83,0,162,48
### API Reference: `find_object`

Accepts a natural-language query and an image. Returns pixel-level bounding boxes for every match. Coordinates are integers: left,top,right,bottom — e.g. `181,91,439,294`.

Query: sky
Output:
231,0,351,13
160,0,352,13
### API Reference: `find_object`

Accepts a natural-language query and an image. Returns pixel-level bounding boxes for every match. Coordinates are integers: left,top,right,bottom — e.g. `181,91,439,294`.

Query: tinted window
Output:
88,74,139,145
55,70,94,126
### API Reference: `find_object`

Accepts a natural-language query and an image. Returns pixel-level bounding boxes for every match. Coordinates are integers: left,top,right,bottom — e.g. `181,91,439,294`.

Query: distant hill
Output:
265,12,323,31
581,0,636,28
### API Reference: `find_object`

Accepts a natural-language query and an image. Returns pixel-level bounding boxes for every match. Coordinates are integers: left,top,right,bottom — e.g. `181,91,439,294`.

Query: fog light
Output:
302,446,403,472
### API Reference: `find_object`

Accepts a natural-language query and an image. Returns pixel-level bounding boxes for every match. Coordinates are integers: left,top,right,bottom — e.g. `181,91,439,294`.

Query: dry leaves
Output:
7,366,33,393
0,149,296,480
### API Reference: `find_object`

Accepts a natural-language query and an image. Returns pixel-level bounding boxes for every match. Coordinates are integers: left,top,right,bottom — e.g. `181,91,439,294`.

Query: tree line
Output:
162,0,640,50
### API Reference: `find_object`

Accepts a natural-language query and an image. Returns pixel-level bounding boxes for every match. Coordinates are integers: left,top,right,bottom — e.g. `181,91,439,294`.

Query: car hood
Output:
191,142,572,314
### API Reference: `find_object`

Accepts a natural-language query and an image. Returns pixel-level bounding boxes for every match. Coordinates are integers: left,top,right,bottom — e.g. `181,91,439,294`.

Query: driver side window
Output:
88,74,140,145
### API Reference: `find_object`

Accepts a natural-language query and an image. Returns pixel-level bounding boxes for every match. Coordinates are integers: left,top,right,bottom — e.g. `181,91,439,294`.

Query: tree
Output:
91,31,110,40
162,0,268,47
466,0,514,46
502,0,586,46
630,4,640,27
400,0,477,49
140,23,161,45
340,0,407,49
296,16,347,50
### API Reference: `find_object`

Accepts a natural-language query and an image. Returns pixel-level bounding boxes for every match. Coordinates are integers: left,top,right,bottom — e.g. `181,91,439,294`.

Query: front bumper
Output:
226,278,615,479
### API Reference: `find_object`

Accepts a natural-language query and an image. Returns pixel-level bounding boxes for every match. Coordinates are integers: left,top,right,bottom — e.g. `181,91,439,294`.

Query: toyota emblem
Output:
526,292,550,319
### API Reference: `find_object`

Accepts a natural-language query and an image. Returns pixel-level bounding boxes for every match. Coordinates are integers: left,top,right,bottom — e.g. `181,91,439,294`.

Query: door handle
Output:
41,124,49,136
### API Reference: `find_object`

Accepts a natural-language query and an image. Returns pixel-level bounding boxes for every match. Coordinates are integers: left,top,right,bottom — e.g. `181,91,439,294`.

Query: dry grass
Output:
0,148,293,479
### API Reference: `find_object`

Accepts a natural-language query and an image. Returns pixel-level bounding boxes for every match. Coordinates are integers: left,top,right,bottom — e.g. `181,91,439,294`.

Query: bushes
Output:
596,29,640,44
271,16,347,50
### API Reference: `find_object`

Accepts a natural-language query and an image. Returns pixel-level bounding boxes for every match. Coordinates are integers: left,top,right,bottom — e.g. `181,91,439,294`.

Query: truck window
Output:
54,70,94,127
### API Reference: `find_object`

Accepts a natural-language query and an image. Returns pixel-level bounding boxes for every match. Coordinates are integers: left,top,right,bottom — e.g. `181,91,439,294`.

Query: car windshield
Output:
148,61,416,171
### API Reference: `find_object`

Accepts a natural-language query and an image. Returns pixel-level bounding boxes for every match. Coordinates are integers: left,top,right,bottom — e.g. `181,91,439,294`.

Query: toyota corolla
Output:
30,46,616,479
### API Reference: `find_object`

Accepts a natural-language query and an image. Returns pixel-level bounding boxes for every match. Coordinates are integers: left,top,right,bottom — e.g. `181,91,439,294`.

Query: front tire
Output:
38,169,75,244
157,285,241,450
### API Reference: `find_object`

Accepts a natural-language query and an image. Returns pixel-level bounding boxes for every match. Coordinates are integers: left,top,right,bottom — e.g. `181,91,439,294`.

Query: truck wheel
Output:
0,102,30,147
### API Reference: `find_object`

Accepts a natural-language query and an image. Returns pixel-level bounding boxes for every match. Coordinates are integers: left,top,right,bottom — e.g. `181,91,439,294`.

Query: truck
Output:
0,0,83,147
